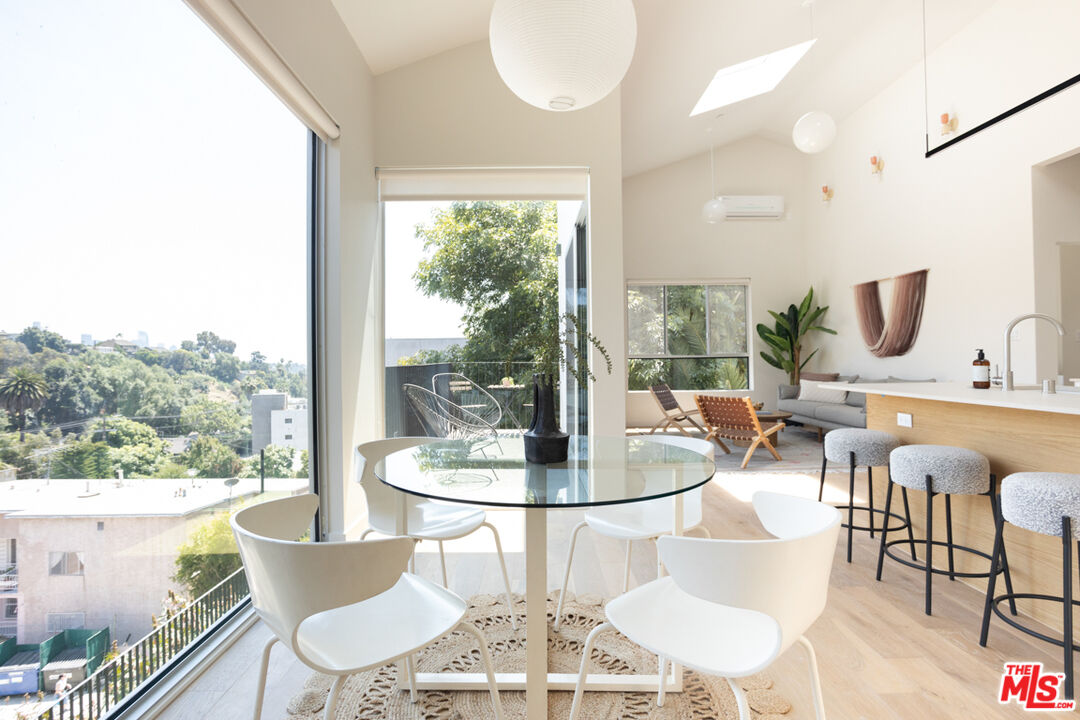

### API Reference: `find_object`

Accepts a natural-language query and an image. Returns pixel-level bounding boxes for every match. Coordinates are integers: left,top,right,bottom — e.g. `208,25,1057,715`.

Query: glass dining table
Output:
374,434,715,719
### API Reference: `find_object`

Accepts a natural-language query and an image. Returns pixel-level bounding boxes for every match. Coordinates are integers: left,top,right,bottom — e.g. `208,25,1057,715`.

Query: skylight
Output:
690,39,816,116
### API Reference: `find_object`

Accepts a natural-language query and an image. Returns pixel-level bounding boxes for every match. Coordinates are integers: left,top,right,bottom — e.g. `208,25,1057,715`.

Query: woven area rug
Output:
284,592,792,719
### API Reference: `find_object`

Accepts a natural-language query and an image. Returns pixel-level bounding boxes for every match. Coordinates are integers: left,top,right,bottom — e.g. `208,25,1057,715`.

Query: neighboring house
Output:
0,476,306,644
93,338,138,354
252,391,308,453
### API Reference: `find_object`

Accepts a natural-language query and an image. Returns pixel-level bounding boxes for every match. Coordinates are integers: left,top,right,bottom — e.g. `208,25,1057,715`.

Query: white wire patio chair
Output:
431,372,524,431
403,383,499,441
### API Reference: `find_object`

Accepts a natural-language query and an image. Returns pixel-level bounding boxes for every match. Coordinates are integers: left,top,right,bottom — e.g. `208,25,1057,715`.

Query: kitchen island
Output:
823,381,1080,633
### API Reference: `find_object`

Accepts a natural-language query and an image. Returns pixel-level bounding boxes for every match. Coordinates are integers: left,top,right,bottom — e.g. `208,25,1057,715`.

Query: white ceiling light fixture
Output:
792,0,836,154
489,0,637,112
690,39,816,117
702,136,726,223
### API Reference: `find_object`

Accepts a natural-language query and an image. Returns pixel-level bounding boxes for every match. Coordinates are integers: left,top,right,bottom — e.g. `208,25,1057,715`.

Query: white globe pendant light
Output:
489,0,637,112
702,197,726,223
792,111,836,154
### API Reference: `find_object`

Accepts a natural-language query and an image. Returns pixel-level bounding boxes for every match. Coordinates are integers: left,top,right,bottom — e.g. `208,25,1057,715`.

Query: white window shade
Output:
377,168,589,201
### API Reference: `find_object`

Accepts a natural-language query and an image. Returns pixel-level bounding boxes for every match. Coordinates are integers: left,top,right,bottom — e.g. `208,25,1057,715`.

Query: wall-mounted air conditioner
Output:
719,195,785,219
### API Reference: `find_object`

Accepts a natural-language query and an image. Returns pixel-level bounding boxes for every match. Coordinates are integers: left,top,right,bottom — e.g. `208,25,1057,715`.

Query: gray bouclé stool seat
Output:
981,472,1080,700
820,428,911,563
876,444,1013,617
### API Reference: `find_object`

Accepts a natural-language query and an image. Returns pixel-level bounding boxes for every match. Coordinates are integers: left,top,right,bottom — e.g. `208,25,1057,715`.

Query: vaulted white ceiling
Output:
330,0,988,177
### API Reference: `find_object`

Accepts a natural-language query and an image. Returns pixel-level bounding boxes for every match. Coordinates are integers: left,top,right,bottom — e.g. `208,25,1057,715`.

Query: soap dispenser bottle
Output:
973,349,990,389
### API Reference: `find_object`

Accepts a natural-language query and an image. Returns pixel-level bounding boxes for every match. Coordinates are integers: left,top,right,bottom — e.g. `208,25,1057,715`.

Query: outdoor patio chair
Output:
404,383,498,441
432,372,522,430
694,395,784,469
647,383,707,437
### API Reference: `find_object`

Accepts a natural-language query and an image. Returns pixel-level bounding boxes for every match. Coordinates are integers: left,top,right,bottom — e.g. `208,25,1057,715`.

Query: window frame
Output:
48,551,86,577
625,279,753,390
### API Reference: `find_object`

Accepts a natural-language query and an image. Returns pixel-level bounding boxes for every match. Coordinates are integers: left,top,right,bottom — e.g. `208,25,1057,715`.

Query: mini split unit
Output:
717,195,785,219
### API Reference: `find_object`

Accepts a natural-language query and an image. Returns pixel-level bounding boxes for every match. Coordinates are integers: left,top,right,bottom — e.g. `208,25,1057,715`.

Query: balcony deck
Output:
159,451,1069,720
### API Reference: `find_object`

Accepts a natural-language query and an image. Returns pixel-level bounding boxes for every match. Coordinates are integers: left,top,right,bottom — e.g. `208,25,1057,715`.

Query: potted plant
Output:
756,287,836,385
512,312,611,463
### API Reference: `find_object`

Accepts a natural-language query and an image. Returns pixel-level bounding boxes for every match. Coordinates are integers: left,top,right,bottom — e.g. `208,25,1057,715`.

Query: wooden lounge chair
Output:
694,395,784,469
648,383,707,437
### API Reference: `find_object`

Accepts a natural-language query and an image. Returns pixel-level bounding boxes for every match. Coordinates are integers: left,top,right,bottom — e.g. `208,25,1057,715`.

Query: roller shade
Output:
377,167,589,201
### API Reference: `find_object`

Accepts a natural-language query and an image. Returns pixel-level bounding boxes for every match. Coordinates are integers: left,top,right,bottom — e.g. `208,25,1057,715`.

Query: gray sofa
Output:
777,376,936,435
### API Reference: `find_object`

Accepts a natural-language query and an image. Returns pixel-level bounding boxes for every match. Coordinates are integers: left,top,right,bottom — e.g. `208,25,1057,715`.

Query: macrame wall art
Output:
854,268,929,358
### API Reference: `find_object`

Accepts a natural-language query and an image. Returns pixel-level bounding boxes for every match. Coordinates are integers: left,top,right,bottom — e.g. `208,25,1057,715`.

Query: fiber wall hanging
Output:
854,268,929,357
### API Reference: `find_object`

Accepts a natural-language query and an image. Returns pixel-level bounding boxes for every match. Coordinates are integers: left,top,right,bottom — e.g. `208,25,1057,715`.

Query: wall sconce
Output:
940,112,958,135
870,155,884,174
821,184,834,202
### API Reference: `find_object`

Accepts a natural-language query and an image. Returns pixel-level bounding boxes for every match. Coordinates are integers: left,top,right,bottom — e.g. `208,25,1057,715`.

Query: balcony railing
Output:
36,567,249,720
0,563,16,593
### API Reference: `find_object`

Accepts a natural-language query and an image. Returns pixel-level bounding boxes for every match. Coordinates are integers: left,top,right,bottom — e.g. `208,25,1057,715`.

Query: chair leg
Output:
846,454,856,563
251,636,277,720
482,521,517,630
657,656,668,707
797,636,827,720
1063,516,1074,701
358,528,373,540
324,674,347,720
438,541,449,588
980,493,1007,647
945,494,956,581
818,450,827,502
570,622,614,720
740,439,761,469
725,677,751,720
925,477,935,616
876,477,895,582
624,540,633,593
706,431,732,455
554,521,587,632
867,466,875,538
900,484,917,561
761,436,782,461
403,654,418,703
459,621,506,720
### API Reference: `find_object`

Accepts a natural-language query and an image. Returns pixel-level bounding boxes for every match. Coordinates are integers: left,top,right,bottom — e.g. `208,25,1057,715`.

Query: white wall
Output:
803,14,1080,385
1033,153,1080,381
622,137,808,427
230,0,378,539
1061,244,1080,380
374,41,627,436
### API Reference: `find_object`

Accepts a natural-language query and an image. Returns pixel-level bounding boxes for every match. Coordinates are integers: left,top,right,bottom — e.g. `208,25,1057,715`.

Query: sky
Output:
0,0,308,362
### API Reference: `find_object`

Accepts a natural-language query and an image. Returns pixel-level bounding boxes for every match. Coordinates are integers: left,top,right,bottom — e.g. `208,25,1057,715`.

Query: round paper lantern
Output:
490,0,637,112
792,111,837,154
702,197,726,223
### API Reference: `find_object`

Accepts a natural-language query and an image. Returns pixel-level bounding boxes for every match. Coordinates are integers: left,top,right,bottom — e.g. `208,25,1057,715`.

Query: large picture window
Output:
627,282,751,391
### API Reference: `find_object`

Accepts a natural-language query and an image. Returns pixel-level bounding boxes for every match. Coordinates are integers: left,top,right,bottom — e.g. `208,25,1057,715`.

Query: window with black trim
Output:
627,282,751,391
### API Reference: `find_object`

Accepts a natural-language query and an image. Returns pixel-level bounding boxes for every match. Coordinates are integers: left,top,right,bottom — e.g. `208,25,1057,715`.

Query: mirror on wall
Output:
923,0,1080,155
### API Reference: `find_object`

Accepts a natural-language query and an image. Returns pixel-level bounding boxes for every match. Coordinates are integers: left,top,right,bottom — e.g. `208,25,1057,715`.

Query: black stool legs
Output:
982,512,1077,700
821,449,911,564
878,473,1010,617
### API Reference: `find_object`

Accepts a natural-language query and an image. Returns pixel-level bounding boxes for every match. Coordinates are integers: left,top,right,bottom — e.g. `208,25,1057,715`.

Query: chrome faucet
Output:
1002,313,1065,390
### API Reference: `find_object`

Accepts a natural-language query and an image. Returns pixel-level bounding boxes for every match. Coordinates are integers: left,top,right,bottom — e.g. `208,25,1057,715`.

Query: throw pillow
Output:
800,371,839,382
798,380,849,404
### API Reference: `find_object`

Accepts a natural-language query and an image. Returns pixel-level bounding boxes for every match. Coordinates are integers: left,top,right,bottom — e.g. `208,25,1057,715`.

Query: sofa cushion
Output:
798,381,848,404
777,398,828,417
815,403,867,428
800,372,839,382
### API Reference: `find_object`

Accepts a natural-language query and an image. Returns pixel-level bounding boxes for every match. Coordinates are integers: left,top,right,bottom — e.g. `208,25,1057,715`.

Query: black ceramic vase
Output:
523,373,569,464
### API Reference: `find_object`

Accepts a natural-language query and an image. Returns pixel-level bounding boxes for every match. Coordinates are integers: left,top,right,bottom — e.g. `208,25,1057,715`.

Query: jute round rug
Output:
284,592,792,720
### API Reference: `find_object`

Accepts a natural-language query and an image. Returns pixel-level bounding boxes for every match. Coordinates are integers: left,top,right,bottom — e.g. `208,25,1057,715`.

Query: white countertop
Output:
819,381,1080,417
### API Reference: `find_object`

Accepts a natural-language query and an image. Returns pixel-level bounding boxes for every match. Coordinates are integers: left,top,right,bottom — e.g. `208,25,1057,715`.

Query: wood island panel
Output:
865,393,1080,634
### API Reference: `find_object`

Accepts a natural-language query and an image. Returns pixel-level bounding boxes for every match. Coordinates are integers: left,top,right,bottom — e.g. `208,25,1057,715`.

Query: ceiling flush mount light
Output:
690,39,816,117
792,110,836,154
489,0,637,112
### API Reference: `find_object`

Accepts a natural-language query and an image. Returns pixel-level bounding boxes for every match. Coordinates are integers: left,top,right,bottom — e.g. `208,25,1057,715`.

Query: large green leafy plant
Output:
756,288,836,385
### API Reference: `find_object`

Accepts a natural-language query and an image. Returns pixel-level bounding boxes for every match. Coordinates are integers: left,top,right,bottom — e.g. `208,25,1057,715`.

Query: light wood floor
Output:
159,437,1076,719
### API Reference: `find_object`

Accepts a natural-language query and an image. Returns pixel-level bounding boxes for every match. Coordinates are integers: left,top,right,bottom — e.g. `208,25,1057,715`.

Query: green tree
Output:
0,338,30,375
414,201,558,363
173,511,241,598
52,439,113,479
239,444,295,479
210,353,241,384
183,436,241,478
195,331,236,358
180,399,247,441
0,368,49,441
92,416,171,477
17,326,68,354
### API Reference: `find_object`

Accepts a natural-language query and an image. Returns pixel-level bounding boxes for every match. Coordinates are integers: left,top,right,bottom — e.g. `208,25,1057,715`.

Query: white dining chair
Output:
569,491,841,720
553,434,715,632
231,493,505,720
355,437,516,628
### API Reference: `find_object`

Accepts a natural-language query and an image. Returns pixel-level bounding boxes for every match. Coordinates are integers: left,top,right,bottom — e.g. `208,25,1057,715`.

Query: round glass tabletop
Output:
374,435,716,508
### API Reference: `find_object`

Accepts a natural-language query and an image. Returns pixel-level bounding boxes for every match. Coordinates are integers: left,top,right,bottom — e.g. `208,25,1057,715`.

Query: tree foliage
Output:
173,510,240,598
183,436,241,478
0,368,49,440
756,287,836,385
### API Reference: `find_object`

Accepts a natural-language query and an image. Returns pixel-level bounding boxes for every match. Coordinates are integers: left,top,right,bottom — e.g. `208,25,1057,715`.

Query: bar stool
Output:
820,428,911,563
877,444,1012,616
981,472,1080,699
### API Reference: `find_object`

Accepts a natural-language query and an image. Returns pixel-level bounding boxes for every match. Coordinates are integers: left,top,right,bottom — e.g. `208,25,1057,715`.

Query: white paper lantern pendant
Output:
792,111,836,154
490,0,638,112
